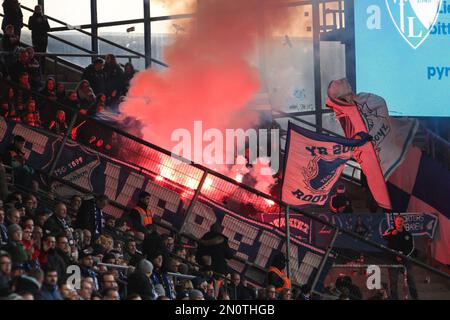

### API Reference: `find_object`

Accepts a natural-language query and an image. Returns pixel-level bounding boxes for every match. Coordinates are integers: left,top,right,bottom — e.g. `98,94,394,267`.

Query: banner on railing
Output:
311,212,438,252
260,213,312,244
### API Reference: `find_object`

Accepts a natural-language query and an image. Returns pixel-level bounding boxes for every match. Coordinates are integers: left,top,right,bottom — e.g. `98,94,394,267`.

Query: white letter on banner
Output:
254,231,282,268
221,215,258,262
104,162,144,206
143,180,182,217
183,202,217,239
282,242,322,285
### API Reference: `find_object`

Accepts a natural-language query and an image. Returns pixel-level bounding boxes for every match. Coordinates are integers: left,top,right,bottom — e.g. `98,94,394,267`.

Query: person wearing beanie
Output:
127,259,157,300
3,224,28,265
138,258,154,274
329,185,353,214
150,252,176,300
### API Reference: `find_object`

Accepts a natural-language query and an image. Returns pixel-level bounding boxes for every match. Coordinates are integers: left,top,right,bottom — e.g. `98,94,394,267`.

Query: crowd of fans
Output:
0,140,302,301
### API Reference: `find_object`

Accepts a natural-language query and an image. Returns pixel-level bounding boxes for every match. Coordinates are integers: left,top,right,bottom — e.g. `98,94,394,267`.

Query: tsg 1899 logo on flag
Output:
385,0,442,49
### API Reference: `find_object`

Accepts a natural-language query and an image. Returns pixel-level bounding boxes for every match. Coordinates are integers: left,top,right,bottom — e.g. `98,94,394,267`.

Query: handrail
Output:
0,51,141,60
0,12,96,59
1,77,449,282
20,4,168,68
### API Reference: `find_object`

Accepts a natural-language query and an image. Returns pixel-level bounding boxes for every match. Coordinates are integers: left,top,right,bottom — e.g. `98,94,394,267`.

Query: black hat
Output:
79,249,93,259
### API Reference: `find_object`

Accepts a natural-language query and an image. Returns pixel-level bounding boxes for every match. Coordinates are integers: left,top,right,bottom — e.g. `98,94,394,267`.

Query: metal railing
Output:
0,51,141,78
18,4,168,68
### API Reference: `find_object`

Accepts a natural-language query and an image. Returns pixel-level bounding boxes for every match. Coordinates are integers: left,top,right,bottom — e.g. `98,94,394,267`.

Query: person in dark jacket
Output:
9,48,29,83
28,5,50,58
43,202,71,237
1,24,19,53
40,267,63,300
1,0,23,38
219,272,253,300
81,58,107,95
128,191,153,235
50,235,73,282
123,239,143,267
382,215,418,300
104,54,125,99
196,222,233,276
75,195,109,235
78,250,99,291
0,209,8,246
127,259,157,300
142,224,164,261
149,252,176,300
123,62,136,95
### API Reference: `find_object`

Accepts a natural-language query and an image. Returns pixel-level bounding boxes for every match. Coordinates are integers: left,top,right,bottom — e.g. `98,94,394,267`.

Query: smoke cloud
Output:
120,0,293,194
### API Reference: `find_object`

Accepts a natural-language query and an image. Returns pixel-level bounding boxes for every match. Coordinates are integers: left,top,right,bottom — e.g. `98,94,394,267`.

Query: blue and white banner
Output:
281,122,370,207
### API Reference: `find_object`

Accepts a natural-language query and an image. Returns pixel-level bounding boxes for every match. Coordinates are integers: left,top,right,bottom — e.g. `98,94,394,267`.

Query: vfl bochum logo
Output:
385,0,443,49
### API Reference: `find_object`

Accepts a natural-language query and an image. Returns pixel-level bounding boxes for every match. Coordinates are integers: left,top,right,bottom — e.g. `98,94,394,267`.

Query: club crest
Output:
301,156,348,194
385,0,442,49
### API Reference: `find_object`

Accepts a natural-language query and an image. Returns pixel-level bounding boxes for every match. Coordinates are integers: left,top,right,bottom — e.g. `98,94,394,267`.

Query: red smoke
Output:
120,0,292,193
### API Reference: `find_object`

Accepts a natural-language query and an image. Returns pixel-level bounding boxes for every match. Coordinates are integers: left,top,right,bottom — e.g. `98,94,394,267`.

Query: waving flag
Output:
281,122,370,208
326,95,396,210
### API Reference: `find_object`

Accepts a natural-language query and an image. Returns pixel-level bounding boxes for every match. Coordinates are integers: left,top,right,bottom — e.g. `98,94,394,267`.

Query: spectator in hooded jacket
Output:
1,0,23,38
